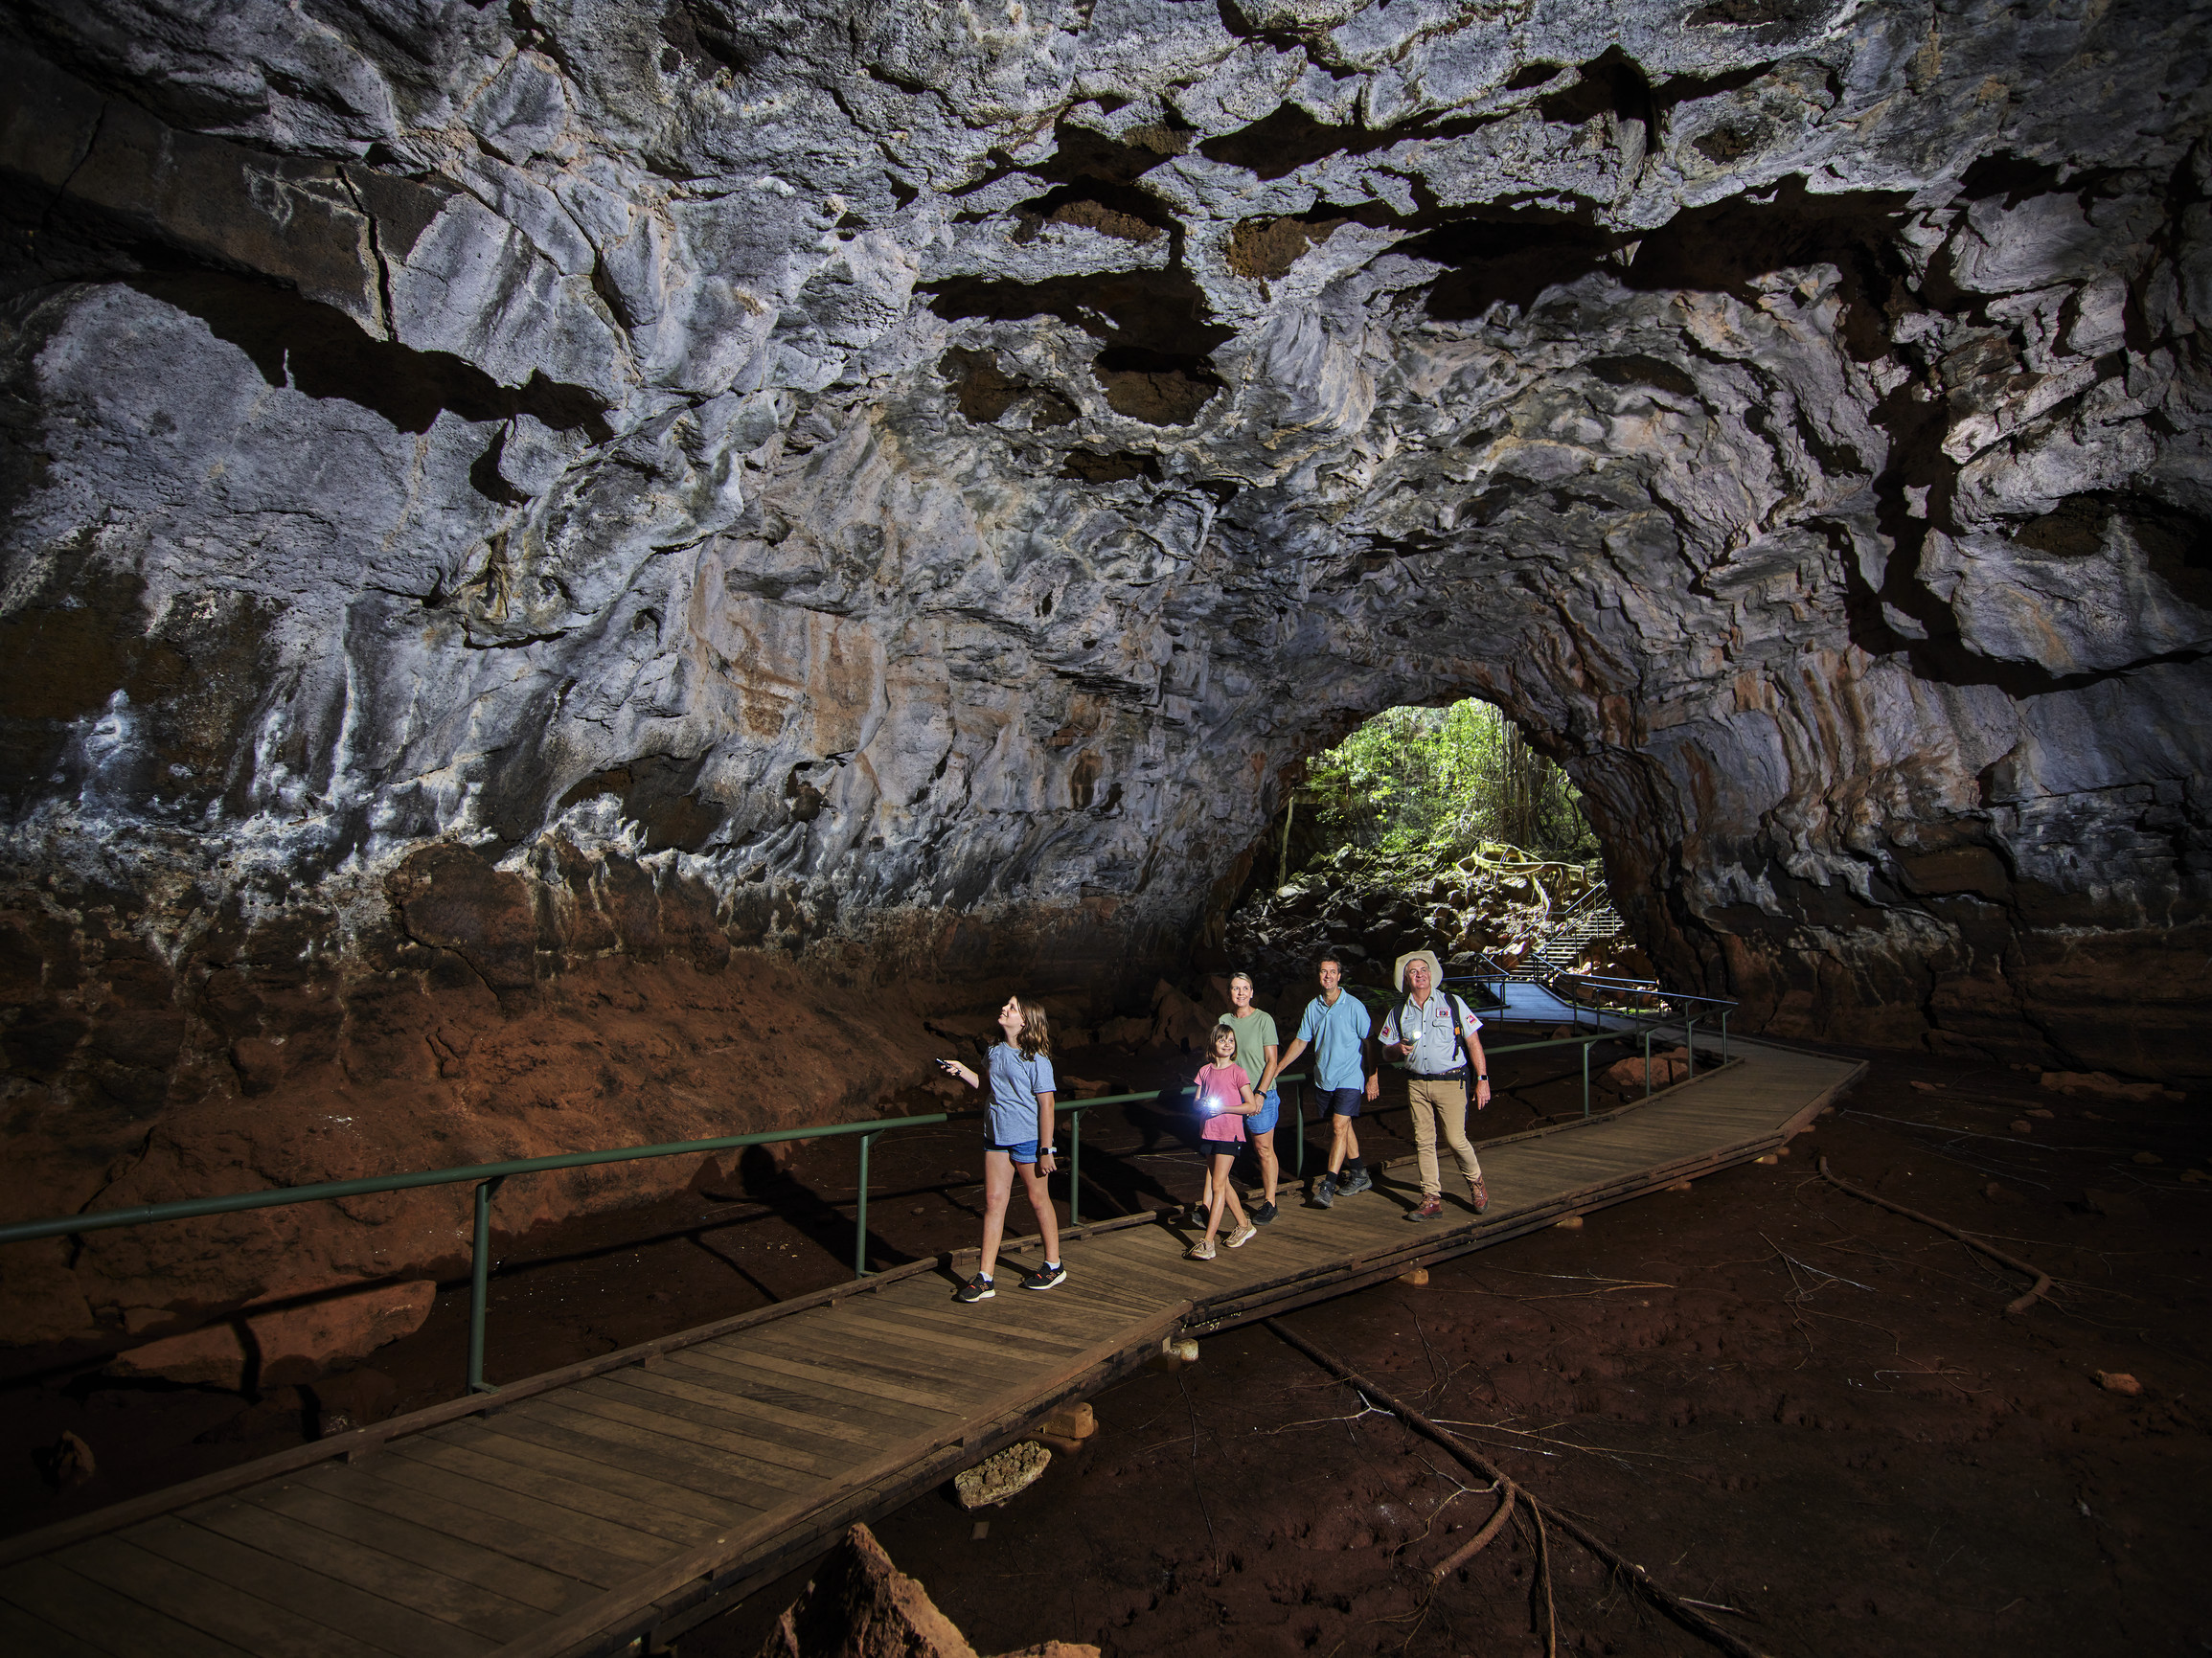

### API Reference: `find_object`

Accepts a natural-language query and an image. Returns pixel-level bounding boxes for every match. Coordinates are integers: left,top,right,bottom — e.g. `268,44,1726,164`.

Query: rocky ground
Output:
1224,843,1653,990
6,1032,2204,1658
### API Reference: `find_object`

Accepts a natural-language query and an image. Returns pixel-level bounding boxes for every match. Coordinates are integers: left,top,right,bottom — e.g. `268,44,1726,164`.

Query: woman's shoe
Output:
1186,1238,1218,1261
1227,1221,1258,1249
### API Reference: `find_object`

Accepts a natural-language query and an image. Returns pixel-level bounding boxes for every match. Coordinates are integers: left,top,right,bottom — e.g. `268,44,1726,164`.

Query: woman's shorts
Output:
986,1139,1039,1164
1322,1086,1364,1120
1248,1089,1281,1134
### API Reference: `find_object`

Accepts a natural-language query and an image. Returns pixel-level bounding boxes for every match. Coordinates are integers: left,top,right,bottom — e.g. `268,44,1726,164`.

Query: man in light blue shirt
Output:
1260,951,1378,1207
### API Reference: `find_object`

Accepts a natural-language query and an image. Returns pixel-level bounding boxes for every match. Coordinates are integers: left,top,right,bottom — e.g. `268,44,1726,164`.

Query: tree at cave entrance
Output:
1281,698,1598,883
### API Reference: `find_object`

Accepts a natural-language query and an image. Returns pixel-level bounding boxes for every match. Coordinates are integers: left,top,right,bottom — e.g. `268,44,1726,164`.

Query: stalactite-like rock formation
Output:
1,1,2206,1347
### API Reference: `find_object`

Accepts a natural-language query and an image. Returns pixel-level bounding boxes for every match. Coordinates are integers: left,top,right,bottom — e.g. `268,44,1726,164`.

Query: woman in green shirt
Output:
1202,971,1281,1224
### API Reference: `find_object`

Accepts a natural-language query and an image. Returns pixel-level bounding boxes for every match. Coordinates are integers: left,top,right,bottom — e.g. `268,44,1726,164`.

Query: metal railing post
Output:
1685,1016,1699,1079
1294,1079,1306,1179
1722,1010,1730,1064
1643,1029,1653,1099
467,1175,504,1395
1068,1109,1083,1228
1582,1038,1591,1120
853,1132,878,1281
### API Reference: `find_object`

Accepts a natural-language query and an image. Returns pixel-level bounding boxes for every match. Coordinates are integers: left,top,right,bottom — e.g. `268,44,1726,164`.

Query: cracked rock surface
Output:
1,1,2207,1345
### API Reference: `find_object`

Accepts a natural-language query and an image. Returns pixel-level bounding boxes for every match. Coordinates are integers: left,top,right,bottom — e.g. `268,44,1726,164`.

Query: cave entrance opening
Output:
1224,699,1647,991
1280,697,1597,886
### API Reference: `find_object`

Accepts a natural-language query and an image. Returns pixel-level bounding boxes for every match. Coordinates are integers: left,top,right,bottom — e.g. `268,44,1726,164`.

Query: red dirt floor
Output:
6,1033,2208,1657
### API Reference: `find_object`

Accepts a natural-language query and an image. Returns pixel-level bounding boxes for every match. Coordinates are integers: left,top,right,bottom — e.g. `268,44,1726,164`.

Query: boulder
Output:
110,1281,436,1389
755,1522,1098,1658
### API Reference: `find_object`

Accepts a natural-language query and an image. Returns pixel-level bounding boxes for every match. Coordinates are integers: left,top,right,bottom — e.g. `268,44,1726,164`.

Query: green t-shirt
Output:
1219,1008,1279,1092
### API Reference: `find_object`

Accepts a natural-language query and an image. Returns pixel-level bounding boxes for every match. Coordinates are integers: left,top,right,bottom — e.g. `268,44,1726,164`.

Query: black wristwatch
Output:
1475,1074,1489,1082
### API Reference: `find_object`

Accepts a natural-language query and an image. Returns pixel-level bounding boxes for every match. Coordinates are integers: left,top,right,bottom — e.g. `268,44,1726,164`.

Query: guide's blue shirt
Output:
986,1044,1056,1145
1296,991,1372,1092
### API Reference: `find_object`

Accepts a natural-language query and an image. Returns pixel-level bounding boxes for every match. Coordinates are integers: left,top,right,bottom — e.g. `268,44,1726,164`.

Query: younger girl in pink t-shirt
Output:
1188,1024,1259,1260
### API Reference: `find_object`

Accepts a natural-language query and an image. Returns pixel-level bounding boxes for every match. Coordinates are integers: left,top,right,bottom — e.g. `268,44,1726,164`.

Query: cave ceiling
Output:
1,0,2208,1089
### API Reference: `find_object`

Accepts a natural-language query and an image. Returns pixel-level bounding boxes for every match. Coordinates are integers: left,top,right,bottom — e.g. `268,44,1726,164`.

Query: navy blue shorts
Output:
1322,1086,1364,1120
986,1139,1040,1165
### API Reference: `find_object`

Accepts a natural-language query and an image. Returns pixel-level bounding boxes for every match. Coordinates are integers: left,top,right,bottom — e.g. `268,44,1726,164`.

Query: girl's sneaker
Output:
1020,1261,1066,1290
1227,1221,1258,1249
955,1273,995,1303
1186,1238,1218,1261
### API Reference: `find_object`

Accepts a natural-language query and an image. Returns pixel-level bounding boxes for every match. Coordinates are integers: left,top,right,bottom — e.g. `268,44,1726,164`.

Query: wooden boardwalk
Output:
0,1034,1861,1658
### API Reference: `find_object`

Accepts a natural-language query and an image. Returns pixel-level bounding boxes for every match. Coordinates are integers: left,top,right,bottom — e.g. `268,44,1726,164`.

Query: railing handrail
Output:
0,1112,949,1248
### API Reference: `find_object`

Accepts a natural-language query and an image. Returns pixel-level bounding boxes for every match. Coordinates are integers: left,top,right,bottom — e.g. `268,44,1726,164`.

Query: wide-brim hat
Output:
1394,949,1444,992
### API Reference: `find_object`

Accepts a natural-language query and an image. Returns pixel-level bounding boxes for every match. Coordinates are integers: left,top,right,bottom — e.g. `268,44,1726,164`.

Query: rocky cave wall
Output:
2,0,2209,1350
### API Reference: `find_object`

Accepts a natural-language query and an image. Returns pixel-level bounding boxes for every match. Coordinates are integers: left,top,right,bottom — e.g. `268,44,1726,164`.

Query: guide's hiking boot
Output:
1312,1173,1336,1208
1227,1220,1258,1249
955,1273,995,1303
1021,1261,1067,1291
1409,1193,1445,1221
1468,1174,1490,1214
1252,1200,1278,1226
1337,1165,1374,1198
1187,1237,1218,1261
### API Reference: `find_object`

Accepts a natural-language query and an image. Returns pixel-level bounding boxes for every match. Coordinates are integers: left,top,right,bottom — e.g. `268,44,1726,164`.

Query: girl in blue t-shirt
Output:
939,996,1066,1302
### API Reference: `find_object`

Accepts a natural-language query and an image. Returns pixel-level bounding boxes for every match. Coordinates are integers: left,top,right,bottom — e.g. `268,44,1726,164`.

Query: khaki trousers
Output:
1407,1078,1482,1196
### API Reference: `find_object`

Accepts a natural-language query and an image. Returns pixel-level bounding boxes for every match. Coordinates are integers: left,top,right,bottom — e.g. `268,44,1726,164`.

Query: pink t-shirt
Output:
1196,1062,1248,1143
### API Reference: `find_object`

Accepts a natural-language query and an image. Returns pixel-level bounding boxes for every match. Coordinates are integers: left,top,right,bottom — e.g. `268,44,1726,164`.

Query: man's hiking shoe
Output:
1187,1237,1218,1261
955,1273,995,1303
1021,1261,1067,1291
1409,1193,1445,1221
1468,1174,1490,1214
1312,1174,1336,1208
1252,1200,1278,1226
1227,1220,1258,1249
1337,1166,1373,1198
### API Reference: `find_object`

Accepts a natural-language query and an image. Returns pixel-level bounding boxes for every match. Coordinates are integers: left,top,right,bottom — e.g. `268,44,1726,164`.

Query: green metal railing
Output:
0,1113,946,1395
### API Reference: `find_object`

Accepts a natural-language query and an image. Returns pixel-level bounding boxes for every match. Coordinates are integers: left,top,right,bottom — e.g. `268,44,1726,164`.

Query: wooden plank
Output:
491,1400,800,1508
123,1513,490,1658
297,1459,660,1584
663,1349,935,1442
2,1556,256,1658
857,1299,1097,1351
0,1589,115,1658
595,1368,878,1464
576,1374,844,1476
58,1532,393,1658
394,1427,730,1538
185,1494,542,1645
0,1247,969,1572
673,1344,965,1430
519,1392,817,1498
239,1482,586,1615
763,1319,1034,1391
813,1305,1074,1369
724,1339,991,1412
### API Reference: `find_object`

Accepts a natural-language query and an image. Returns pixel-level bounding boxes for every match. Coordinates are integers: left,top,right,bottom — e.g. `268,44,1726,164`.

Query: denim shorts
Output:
1248,1089,1281,1134
986,1139,1039,1165
1322,1086,1364,1120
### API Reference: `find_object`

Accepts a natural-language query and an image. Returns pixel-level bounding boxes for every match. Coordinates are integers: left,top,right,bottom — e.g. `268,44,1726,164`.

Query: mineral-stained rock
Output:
2,0,2209,1344
757,1522,1097,1658
106,1279,435,1388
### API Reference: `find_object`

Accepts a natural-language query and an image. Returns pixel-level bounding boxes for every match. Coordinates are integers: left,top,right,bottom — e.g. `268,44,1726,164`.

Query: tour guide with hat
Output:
1260,951,1379,1208
1379,948,1493,1218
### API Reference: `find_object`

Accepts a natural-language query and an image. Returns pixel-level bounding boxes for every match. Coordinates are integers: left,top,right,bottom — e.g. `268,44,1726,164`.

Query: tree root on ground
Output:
1815,1155,2054,1314
1263,1317,1775,1658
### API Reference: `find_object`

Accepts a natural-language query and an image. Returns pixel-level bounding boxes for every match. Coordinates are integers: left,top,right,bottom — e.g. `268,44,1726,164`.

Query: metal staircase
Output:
1527,883,1626,972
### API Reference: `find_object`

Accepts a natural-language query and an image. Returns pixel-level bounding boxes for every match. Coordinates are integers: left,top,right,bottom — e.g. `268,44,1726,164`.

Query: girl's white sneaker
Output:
1227,1221,1258,1249
1187,1238,1218,1260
